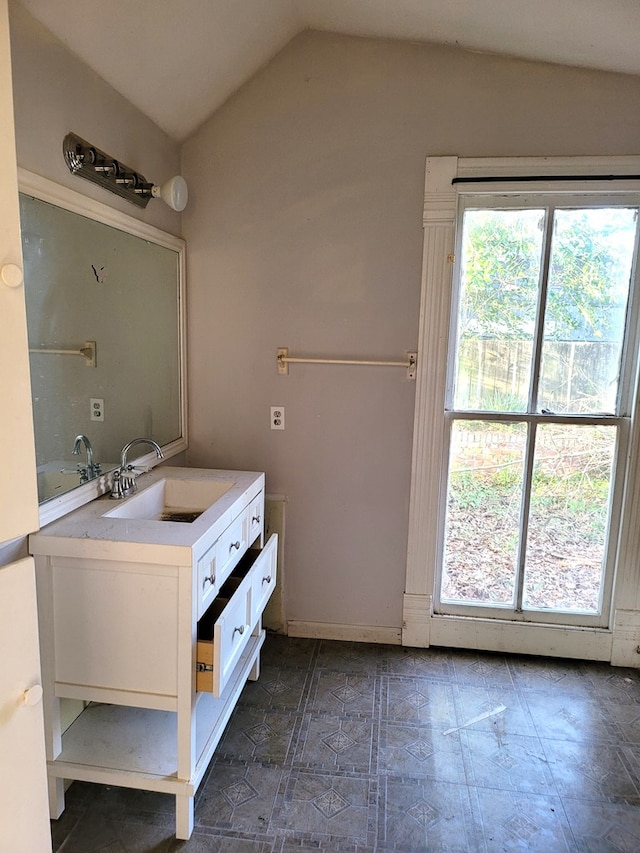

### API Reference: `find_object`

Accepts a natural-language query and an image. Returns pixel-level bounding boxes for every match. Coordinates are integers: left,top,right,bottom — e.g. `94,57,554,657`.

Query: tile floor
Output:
51,635,640,852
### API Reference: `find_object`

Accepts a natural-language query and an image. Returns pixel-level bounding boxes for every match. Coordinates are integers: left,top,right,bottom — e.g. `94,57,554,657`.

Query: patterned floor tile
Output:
561,797,640,852
274,837,376,853
525,689,623,743
218,706,300,764
259,636,318,671
196,760,286,833
238,664,310,712
378,645,454,680
379,778,477,852
580,663,640,704
315,639,381,674
450,648,515,687
49,636,640,852
597,701,640,745
295,713,375,773
277,770,373,844
379,721,467,784
308,671,377,716
56,812,177,852
381,677,457,727
508,655,594,695
470,786,573,851
542,738,640,805
167,831,272,852
453,682,536,737
461,730,555,794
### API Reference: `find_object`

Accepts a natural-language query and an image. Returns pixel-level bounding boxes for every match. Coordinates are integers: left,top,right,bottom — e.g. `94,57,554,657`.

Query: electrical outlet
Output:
270,406,285,430
90,398,104,422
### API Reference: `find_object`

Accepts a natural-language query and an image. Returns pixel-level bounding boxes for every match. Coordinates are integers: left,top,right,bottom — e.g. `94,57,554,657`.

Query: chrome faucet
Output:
110,437,164,499
71,434,101,482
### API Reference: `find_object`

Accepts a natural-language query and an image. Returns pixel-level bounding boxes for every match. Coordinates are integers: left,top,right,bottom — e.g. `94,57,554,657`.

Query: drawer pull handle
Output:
229,540,241,553
203,574,216,587
262,575,272,585
252,514,261,524
233,625,245,638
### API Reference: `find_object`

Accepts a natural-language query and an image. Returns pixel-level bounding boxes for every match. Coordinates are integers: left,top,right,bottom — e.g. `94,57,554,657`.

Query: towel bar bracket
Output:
277,347,417,380
29,339,96,367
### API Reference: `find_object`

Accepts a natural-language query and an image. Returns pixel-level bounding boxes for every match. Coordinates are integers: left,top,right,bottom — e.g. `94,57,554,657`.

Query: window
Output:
437,196,640,626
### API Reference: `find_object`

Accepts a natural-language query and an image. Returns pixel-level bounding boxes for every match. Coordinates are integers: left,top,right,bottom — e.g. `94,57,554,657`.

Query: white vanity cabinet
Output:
29,467,277,840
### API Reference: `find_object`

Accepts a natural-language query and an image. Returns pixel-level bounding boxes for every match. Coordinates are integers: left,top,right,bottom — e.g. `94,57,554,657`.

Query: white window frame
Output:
403,155,640,665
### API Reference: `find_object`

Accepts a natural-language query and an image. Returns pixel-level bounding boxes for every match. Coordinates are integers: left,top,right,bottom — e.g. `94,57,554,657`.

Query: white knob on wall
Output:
1,263,23,288
22,684,43,707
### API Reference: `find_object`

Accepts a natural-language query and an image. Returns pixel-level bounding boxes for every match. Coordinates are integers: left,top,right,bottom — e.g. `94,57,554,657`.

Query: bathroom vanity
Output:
30,466,277,840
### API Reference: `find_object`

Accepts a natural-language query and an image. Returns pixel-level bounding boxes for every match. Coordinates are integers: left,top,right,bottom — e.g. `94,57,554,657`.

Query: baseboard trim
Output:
611,609,640,667
287,620,402,645
429,614,613,661
402,592,432,648
285,616,620,663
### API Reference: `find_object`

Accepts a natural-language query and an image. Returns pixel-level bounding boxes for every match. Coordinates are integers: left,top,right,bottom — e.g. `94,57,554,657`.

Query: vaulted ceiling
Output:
15,0,640,141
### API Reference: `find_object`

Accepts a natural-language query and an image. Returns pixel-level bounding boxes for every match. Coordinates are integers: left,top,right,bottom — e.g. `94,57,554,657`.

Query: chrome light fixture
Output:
63,132,188,211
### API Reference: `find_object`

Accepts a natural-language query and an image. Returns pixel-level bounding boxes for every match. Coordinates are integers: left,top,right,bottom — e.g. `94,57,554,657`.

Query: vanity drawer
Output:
216,511,249,585
196,533,278,696
197,539,218,618
250,534,277,624
248,492,265,545
196,571,252,696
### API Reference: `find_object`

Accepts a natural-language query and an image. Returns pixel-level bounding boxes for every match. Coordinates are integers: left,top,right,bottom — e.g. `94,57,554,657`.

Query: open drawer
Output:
196,533,277,696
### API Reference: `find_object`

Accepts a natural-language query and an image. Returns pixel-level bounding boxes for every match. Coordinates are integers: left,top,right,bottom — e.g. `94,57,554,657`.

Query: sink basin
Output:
103,477,235,522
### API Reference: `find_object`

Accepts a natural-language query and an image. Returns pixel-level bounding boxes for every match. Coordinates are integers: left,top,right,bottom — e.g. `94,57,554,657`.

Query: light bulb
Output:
151,176,188,211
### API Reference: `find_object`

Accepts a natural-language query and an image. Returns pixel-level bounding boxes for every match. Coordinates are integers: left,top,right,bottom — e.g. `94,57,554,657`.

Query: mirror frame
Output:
19,168,188,528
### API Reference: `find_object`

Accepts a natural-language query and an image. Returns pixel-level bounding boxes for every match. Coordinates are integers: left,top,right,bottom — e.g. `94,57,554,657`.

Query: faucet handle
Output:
109,469,125,499
109,467,138,499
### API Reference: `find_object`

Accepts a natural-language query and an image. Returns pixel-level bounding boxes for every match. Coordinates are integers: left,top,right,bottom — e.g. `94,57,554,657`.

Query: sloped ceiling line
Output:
16,0,640,141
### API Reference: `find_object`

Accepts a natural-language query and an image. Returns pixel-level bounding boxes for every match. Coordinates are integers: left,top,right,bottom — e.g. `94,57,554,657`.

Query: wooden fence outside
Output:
456,338,619,413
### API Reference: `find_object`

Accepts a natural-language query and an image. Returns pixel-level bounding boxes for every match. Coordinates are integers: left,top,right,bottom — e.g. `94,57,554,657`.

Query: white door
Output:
0,0,38,542
0,558,51,853
0,0,51,848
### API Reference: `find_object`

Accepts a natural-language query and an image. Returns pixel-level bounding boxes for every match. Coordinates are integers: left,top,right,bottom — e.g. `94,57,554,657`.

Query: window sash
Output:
435,190,640,627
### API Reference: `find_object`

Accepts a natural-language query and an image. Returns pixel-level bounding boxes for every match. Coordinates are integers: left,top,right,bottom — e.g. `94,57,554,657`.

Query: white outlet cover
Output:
90,398,104,421
270,406,285,430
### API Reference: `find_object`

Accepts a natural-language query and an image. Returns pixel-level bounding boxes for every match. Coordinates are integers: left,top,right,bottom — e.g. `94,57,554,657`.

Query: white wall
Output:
7,3,184,523
10,12,640,634
182,31,640,635
9,1,182,235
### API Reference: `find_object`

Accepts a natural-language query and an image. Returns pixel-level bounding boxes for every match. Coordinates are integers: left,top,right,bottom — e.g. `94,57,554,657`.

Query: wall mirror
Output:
19,170,187,526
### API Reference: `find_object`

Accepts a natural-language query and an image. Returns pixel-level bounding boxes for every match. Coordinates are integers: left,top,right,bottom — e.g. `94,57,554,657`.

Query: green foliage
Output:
546,210,632,342
448,471,487,509
459,207,635,344
449,465,610,544
484,390,528,413
459,209,540,341
448,463,522,512
530,470,610,542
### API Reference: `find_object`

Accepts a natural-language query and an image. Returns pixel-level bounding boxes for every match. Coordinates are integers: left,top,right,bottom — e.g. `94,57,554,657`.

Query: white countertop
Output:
29,466,264,563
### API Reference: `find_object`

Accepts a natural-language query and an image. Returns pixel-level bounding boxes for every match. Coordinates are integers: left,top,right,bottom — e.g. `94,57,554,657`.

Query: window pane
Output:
523,423,616,613
442,420,526,605
453,209,544,412
538,208,637,415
